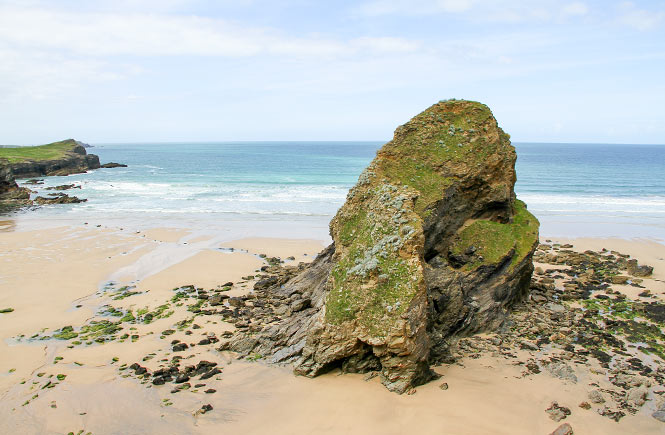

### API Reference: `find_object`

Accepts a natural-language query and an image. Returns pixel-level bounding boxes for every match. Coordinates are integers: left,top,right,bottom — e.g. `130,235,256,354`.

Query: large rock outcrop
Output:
5,139,101,178
224,100,539,393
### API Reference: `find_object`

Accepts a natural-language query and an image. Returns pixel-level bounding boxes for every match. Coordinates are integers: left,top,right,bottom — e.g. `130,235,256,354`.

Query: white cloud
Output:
352,37,421,53
355,0,594,22
0,48,123,101
355,0,474,16
0,5,424,101
562,2,588,16
0,6,419,58
618,2,664,31
436,0,475,13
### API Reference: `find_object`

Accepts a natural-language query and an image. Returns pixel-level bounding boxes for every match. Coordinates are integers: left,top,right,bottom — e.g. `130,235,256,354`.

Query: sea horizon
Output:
4,140,665,147
5,140,665,242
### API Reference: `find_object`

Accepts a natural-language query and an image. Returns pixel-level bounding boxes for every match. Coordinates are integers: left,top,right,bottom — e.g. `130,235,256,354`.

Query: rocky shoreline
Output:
9,238,662,431
0,139,124,212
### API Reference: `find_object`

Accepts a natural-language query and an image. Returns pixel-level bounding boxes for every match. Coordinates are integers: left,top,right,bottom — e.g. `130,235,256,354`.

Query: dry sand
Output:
1,225,663,434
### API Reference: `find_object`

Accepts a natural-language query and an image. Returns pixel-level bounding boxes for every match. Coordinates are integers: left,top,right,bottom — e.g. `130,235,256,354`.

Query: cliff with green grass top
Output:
0,139,103,212
224,99,540,394
0,139,101,179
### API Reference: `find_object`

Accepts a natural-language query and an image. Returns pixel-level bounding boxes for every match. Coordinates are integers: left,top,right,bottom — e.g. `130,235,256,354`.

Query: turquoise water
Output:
11,141,665,240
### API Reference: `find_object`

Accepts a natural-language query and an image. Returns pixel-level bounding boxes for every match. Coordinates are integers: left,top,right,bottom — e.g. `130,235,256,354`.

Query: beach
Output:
1,137,664,435
1,218,664,434
3,0,665,432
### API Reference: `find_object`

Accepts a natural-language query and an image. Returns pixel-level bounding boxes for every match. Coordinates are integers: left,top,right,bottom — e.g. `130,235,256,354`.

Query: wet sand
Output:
1,225,663,434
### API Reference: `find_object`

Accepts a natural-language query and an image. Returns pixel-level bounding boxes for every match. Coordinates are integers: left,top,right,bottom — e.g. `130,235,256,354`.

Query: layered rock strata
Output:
224,100,540,393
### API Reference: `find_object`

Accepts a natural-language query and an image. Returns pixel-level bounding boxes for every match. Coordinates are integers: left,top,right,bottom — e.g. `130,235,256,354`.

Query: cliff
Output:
0,139,101,179
0,139,110,211
221,99,540,393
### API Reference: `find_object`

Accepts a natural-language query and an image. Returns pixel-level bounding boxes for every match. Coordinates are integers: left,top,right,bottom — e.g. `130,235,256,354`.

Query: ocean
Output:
9,141,665,241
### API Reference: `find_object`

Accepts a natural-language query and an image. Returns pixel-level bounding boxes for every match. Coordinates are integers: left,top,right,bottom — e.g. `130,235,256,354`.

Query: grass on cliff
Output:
449,200,539,271
0,140,78,163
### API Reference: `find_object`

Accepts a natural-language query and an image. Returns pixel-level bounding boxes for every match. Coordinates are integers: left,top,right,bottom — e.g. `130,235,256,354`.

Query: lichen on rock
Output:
224,99,540,393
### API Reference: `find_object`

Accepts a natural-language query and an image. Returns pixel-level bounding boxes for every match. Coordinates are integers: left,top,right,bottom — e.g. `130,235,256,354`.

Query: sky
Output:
0,0,664,144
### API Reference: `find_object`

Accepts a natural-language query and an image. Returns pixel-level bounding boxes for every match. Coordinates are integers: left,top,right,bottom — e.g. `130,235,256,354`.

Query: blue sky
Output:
0,0,663,144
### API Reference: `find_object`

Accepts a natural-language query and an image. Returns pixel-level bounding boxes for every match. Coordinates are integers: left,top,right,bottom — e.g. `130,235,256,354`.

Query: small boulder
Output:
627,259,653,277
172,343,188,352
588,390,605,404
546,402,571,422
549,423,573,435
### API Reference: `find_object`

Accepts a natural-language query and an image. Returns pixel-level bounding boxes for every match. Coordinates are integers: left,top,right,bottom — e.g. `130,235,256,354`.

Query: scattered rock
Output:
546,402,571,422
546,362,578,383
195,404,213,416
35,193,87,205
626,386,648,407
588,390,605,404
653,402,665,422
172,343,188,352
549,422,573,435
627,259,653,277
45,184,80,190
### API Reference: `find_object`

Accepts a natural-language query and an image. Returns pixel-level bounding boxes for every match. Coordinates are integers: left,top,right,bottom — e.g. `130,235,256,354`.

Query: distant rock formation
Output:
0,139,121,212
6,139,101,178
100,162,128,168
222,100,540,393
74,140,93,148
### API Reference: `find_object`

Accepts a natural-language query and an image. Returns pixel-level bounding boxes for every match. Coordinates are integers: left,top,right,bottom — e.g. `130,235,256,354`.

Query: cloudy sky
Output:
1,0,663,144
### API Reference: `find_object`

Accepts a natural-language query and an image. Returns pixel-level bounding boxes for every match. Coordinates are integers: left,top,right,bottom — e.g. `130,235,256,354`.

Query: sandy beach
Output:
1,221,663,434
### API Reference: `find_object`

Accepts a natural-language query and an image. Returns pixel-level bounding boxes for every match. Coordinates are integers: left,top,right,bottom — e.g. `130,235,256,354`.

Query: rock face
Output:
227,100,539,393
0,165,17,195
0,165,31,210
6,139,101,178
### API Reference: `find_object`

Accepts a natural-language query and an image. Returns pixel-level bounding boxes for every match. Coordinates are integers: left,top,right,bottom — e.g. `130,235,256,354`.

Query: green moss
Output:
338,210,368,246
377,100,505,217
247,353,263,361
53,326,78,340
78,320,122,340
449,200,539,271
582,298,665,361
120,310,135,323
326,183,421,335
187,299,205,313
0,139,80,163
380,159,452,216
